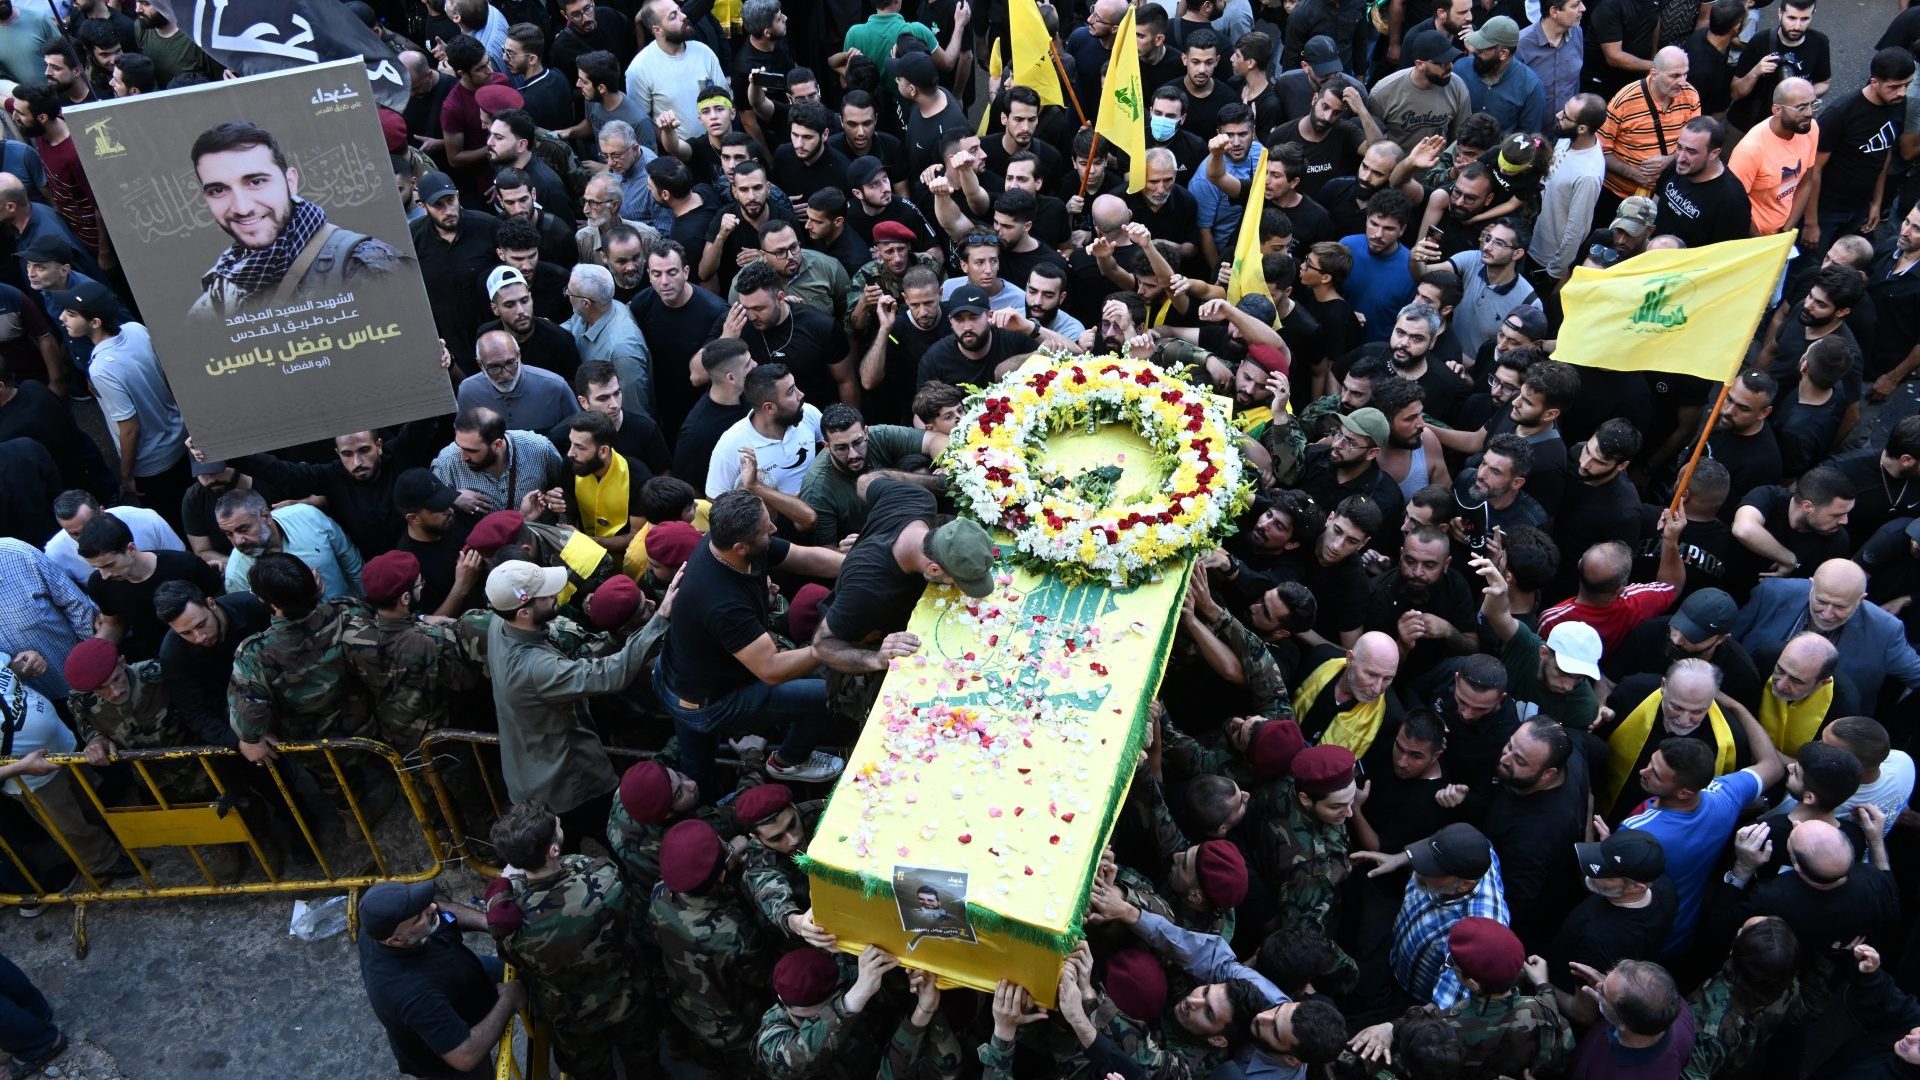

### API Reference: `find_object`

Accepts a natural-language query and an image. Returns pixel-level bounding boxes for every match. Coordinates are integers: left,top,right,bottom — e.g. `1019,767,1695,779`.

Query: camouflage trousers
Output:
550,1012,658,1080
826,669,884,732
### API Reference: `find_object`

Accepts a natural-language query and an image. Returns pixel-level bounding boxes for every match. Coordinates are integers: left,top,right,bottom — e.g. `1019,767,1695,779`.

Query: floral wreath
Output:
941,353,1253,586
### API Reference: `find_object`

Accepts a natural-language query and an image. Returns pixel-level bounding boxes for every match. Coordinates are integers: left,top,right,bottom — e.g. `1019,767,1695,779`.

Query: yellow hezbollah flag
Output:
1554,232,1796,383
1094,4,1148,193
1227,147,1271,305
978,41,1003,137
1010,0,1066,108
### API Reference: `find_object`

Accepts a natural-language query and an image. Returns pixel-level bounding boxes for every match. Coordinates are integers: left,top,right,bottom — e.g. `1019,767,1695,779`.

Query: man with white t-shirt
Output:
706,363,823,532
626,0,728,140
43,490,182,585
1777,717,1915,835
0,653,126,882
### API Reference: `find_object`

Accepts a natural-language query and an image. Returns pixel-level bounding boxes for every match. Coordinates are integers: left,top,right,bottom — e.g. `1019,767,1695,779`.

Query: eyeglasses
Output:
582,196,618,208
480,358,521,375
1331,429,1375,450
1480,232,1516,250
764,242,803,259
1779,101,1816,114
564,291,594,303
963,232,1001,247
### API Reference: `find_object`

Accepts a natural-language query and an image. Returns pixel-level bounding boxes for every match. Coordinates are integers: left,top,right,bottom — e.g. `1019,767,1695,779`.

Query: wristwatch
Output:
1722,870,1750,888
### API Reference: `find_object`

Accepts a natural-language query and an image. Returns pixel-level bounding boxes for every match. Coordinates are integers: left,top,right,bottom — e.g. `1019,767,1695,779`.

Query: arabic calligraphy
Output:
204,321,402,376
197,0,319,64
223,291,357,337
309,83,360,106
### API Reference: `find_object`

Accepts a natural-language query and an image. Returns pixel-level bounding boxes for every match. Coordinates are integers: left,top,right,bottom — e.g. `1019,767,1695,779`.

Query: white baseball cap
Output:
485,560,568,612
1545,621,1603,681
486,265,529,299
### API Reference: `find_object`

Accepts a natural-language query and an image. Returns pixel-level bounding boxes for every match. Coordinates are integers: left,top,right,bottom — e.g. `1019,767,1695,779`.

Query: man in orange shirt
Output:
1598,46,1700,220
1728,78,1819,236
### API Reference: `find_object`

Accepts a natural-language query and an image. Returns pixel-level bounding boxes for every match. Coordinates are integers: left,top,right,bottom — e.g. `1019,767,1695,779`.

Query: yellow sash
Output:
573,451,631,539
1602,689,1736,808
625,501,714,581
1292,658,1388,757
1758,680,1834,756
556,529,607,605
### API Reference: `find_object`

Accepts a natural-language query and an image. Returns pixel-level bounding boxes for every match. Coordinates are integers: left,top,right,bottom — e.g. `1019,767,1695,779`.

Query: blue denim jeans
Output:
653,657,828,798
0,952,56,1061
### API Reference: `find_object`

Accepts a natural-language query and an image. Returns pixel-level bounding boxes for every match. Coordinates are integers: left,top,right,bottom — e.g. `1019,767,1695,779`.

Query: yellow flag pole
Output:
1050,42,1089,127
1667,373,1738,515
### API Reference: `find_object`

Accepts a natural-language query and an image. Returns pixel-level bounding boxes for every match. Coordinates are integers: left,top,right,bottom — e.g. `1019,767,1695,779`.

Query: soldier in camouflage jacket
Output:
753,944,964,1080
648,818,776,1066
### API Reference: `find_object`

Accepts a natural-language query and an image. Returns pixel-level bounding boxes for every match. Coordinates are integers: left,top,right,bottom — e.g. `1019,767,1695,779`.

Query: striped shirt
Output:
1599,80,1702,197
0,538,98,699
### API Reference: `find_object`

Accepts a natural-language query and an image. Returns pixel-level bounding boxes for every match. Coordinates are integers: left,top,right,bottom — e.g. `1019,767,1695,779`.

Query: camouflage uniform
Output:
1249,777,1359,992
341,614,483,750
1683,967,1806,1080
1394,990,1574,1078
68,660,193,751
69,660,216,800
606,743,762,897
1207,609,1294,720
649,878,776,1061
752,995,966,1080
1160,1022,1231,1079
1297,393,1347,442
1159,722,1254,789
1082,994,1197,1080
227,599,376,744
740,799,824,940
489,854,653,1080
844,251,944,337
1260,415,1309,488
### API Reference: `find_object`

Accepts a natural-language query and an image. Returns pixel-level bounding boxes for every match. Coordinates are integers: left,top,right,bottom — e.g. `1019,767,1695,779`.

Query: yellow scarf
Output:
1234,406,1273,433
625,501,714,581
573,451,631,540
1603,689,1736,808
556,529,608,605
1758,680,1833,756
1292,658,1388,757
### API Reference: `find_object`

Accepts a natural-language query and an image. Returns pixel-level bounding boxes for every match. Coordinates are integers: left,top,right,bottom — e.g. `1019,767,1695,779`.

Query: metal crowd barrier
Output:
0,738,447,954
495,963,554,1080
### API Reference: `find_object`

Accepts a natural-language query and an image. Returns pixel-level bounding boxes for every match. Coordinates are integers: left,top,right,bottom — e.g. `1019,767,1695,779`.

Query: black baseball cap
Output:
392,467,457,514
360,881,437,940
417,171,458,205
1408,822,1492,879
14,235,73,265
1574,829,1666,883
1407,28,1464,65
1670,588,1737,644
1303,35,1343,77
48,280,118,321
944,283,991,318
847,155,886,188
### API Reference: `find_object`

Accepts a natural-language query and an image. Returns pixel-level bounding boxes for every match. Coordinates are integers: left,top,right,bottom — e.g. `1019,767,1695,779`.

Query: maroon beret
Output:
63,637,119,693
1291,745,1357,797
377,107,409,153
1194,840,1248,909
618,761,673,824
773,947,841,1006
465,510,526,556
1248,719,1305,781
474,84,524,116
871,220,917,245
645,521,702,568
786,583,829,645
1448,916,1524,985
1244,343,1290,376
361,550,421,606
482,874,523,935
586,573,640,630
659,819,724,892
1102,947,1169,1022
735,783,794,828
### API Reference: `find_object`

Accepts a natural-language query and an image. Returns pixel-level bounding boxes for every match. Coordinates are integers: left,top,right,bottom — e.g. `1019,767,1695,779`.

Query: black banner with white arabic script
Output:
153,0,409,112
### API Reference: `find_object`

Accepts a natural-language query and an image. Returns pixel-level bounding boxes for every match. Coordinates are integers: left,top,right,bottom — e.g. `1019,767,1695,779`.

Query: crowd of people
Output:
3,0,1920,1077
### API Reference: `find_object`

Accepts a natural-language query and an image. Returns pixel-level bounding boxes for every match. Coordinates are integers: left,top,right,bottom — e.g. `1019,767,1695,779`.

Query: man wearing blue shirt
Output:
1618,730,1785,956
1340,189,1418,343
1191,104,1266,269
1733,558,1920,707
1458,18,1548,136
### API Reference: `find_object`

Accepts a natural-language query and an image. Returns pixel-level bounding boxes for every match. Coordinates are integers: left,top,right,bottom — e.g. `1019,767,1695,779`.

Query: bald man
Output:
456,330,578,433
1600,658,1775,822
1719,816,1897,970
1292,631,1403,758
1537,538,1682,654
1065,195,1139,327
1753,632,1859,754
1734,559,1920,706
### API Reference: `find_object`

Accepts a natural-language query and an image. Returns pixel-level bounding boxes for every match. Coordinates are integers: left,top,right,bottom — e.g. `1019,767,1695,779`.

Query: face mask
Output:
1150,116,1178,141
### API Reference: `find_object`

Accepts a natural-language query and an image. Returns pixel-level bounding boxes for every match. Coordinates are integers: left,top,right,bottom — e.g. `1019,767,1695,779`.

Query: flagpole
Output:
1077,132,1101,198
1049,42,1088,127
1667,374,1738,514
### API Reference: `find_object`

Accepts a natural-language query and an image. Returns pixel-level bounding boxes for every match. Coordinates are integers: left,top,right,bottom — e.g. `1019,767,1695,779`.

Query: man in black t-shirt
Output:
654,490,848,794
720,261,852,409
155,582,271,747
358,881,521,1080
1726,0,1833,131
915,285,1039,389
77,513,224,662
393,469,481,618
1545,830,1677,992
1727,470,1856,599
1650,119,1753,248
1809,48,1916,248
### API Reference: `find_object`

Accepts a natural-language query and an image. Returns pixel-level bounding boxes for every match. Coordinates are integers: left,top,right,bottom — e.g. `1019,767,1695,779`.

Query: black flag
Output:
154,0,408,112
